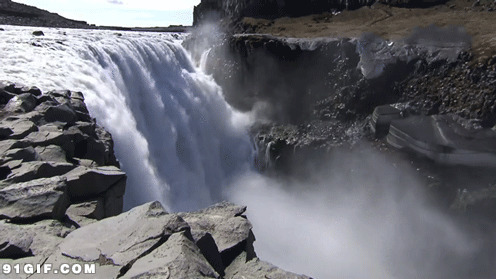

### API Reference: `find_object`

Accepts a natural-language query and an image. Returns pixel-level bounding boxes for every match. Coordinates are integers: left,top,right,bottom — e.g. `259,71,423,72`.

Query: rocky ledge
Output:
0,81,309,278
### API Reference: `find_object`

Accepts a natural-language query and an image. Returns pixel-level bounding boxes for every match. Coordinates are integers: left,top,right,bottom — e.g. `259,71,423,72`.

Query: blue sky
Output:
16,0,201,27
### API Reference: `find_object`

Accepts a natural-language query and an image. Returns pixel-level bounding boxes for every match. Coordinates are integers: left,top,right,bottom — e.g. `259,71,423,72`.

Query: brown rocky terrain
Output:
241,0,496,58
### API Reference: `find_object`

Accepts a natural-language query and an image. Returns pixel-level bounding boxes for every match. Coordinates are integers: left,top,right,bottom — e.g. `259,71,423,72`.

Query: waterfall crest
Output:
0,26,253,211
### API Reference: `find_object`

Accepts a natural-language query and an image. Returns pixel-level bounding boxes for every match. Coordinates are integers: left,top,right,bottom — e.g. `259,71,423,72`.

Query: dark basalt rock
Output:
32,30,44,36
0,81,124,223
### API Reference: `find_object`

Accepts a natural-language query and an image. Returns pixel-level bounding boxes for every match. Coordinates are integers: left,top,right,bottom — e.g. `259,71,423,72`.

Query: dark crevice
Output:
0,242,34,259
220,231,257,269
117,234,172,278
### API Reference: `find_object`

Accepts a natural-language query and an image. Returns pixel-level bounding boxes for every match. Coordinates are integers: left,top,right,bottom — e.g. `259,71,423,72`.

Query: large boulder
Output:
4,161,74,184
4,93,37,113
0,176,70,221
178,201,255,269
0,219,74,259
122,232,220,279
53,202,188,278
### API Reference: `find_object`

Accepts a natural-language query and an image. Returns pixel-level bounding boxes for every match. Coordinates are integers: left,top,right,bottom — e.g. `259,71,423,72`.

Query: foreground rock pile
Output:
0,81,123,225
0,81,309,278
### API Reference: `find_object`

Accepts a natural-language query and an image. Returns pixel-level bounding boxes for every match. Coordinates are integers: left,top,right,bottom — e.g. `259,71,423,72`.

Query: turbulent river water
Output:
0,25,491,279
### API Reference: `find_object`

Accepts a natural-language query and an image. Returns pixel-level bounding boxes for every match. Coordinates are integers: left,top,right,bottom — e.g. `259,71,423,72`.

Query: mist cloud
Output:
227,145,487,279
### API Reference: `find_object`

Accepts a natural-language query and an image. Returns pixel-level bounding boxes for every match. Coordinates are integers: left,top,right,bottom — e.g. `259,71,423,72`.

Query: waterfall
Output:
0,25,487,279
0,25,253,211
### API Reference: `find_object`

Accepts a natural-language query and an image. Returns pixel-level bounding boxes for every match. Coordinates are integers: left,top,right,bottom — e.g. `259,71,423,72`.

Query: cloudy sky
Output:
16,0,201,27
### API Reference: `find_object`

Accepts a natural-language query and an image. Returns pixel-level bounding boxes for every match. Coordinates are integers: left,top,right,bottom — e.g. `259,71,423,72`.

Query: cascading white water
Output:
0,25,253,211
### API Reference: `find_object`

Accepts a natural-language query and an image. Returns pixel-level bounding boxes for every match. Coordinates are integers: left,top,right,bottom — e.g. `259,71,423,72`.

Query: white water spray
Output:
0,25,253,211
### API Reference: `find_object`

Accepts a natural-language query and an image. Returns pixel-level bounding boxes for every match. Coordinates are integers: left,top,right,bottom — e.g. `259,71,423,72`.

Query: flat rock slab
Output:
387,115,496,167
63,166,126,199
122,232,219,279
179,202,253,253
0,119,38,140
0,147,38,165
4,161,74,184
4,93,37,113
0,176,70,221
59,201,188,266
0,219,73,259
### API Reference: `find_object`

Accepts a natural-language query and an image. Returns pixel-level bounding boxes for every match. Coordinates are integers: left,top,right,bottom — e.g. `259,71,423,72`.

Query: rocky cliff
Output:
0,81,309,278
187,0,496,223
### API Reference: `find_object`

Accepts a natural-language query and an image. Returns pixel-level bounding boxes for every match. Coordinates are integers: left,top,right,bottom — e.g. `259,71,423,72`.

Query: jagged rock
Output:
0,90,15,105
63,166,125,200
48,90,71,98
225,252,312,279
0,147,38,165
66,200,104,227
0,219,73,259
69,98,89,113
73,121,96,137
0,139,28,154
4,161,74,184
58,202,188,267
178,202,255,269
179,202,252,254
74,158,99,168
122,232,220,279
195,232,225,276
0,176,70,221
24,130,71,147
35,145,67,162
95,126,119,167
0,119,38,139
4,93,37,113
44,103,77,123
21,86,42,96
